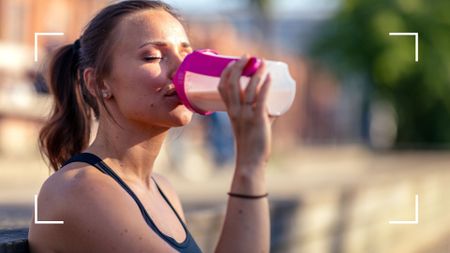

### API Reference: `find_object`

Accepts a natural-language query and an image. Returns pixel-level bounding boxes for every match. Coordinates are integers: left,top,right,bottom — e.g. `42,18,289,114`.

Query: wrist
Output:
236,154,269,172
230,167,267,195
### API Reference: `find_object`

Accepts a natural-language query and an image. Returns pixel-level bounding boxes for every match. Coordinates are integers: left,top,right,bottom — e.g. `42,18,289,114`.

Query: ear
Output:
83,67,98,97
83,68,113,99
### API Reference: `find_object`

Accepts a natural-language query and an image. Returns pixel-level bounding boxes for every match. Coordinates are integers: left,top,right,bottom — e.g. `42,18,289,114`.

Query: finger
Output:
244,60,266,105
269,115,277,125
255,73,272,114
218,61,235,106
228,55,249,107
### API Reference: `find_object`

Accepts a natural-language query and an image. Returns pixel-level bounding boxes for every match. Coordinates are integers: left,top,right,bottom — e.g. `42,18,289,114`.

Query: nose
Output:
169,51,184,81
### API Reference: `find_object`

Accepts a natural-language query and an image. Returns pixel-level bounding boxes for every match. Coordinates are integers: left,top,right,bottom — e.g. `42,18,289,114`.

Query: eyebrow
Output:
138,40,192,49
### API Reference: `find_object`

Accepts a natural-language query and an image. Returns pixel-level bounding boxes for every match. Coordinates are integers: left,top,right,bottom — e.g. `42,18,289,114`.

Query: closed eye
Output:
143,56,162,62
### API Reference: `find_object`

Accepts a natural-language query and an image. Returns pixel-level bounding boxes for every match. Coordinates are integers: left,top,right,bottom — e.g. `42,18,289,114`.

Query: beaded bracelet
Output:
227,192,269,199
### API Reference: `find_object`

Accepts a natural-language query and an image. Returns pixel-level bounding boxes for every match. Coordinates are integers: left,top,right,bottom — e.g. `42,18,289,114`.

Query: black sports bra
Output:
63,153,202,253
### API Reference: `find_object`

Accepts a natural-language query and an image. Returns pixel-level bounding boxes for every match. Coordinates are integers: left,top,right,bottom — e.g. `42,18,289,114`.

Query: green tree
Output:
310,0,450,147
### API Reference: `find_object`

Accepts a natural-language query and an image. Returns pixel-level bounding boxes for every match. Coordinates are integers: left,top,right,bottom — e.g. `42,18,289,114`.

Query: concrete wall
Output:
185,168,450,253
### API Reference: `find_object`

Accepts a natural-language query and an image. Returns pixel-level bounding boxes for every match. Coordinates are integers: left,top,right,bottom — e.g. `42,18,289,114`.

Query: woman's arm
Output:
215,57,272,253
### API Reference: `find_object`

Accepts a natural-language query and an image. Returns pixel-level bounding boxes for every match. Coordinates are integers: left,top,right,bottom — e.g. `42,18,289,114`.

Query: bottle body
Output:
174,50,296,116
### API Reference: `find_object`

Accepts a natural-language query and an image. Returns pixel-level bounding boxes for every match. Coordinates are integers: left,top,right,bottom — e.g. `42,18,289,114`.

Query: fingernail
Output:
241,54,249,60
228,60,236,67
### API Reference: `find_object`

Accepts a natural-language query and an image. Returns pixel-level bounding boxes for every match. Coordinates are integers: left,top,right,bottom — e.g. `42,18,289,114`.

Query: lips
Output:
163,83,178,97
163,86,182,106
164,88,177,97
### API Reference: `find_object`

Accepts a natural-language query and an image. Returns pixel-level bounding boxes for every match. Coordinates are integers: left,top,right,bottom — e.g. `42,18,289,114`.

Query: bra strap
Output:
62,153,192,248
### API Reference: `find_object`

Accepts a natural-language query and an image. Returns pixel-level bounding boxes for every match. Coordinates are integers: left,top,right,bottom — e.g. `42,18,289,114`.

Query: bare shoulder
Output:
32,162,119,219
29,163,175,253
31,162,112,214
153,173,185,221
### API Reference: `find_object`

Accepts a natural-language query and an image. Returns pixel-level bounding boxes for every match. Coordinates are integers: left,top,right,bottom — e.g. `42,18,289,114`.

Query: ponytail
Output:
39,40,97,171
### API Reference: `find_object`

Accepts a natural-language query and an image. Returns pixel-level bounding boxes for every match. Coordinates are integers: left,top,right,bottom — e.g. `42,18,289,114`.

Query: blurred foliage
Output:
247,0,271,13
310,0,450,147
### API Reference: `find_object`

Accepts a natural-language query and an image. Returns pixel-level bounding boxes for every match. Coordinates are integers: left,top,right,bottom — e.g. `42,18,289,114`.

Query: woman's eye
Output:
143,56,162,62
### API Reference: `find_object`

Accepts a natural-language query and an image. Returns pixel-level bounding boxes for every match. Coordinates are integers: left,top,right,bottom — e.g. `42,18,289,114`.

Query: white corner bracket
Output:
388,32,419,62
34,194,64,224
34,32,64,62
388,194,419,225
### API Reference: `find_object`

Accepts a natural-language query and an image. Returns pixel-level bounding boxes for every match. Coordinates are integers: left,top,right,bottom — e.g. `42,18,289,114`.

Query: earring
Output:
102,91,110,99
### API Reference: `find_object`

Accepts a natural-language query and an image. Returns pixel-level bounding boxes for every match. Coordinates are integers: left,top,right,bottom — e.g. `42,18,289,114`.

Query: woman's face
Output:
104,9,193,129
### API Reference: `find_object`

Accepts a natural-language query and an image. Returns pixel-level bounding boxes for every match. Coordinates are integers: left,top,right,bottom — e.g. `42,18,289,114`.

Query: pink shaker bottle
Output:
173,49,296,116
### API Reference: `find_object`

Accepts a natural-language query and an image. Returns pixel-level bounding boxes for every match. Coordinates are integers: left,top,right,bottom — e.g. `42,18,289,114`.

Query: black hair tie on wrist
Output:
227,192,269,199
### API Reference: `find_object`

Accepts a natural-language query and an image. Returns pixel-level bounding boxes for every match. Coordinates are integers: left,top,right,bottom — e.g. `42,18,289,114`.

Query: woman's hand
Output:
218,56,273,172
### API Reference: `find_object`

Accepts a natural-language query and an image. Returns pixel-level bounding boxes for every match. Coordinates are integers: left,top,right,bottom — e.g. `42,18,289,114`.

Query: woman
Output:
28,1,273,252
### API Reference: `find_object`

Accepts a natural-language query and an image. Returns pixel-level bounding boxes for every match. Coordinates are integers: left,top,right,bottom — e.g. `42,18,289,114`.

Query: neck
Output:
87,116,168,187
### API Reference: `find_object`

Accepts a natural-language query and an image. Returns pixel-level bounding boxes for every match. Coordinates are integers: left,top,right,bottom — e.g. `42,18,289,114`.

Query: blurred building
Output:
0,0,110,157
0,0,362,159
0,0,111,88
0,0,108,44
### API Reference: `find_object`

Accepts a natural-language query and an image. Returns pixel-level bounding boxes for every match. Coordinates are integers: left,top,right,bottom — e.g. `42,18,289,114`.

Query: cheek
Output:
138,67,168,95
117,67,164,100
108,62,171,118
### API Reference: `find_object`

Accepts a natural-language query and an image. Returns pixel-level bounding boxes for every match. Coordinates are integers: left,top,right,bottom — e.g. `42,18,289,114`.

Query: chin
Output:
169,107,193,127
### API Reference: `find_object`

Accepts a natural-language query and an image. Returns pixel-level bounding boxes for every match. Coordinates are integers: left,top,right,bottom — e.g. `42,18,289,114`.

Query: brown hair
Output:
39,0,181,171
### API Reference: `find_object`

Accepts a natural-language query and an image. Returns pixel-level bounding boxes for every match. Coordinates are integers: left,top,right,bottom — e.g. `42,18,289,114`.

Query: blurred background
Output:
1,0,450,252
